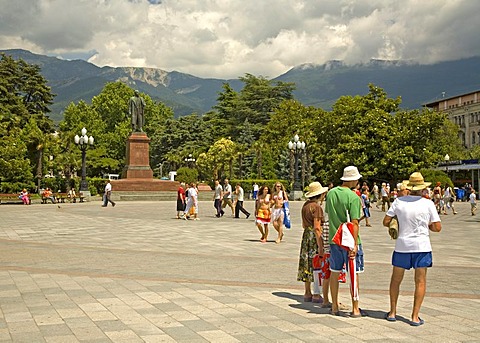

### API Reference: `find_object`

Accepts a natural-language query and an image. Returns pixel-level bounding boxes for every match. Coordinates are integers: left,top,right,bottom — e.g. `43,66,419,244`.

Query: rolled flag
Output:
332,212,359,300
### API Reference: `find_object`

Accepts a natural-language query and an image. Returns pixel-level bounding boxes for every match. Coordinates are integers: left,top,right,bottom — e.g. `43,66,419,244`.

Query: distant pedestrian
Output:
469,189,477,216
271,182,288,243
183,182,198,220
213,180,224,217
234,183,250,219
102,180,116,207
442,184,457,215
222,179,235,216
176,183,186,219
255,185,271,243
253,183,259,200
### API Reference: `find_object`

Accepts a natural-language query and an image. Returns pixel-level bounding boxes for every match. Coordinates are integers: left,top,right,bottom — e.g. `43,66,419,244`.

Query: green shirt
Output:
325,186,362,245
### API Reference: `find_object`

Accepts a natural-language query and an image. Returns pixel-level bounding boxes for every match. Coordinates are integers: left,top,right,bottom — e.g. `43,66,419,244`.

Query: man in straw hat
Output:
325,166,364,317
383,172,441,326
297,181,329,303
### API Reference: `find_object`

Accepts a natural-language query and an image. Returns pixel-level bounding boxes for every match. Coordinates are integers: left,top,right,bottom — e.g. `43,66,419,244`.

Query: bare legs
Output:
256,223,269,242
330,271,360,315
412,268,427,323
388,266,427,323
388,266,404,318
272,217,284,244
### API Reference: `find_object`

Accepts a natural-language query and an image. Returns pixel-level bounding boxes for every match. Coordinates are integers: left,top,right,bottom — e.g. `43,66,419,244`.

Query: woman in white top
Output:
383,172,441,326
271,182,289,244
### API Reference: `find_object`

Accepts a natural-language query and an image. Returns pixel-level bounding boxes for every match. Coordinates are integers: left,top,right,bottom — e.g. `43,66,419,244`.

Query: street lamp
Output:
444,154,450,174
184,154,196,168
74,127,94,192
288,134,306,200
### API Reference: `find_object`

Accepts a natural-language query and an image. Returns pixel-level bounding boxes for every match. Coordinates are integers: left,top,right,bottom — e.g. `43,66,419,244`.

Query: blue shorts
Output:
329,244,364,273
392,251,432,270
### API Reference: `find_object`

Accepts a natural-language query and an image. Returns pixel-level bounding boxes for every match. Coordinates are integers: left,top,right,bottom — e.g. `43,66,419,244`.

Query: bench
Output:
0,193,31,205
42,192,85,204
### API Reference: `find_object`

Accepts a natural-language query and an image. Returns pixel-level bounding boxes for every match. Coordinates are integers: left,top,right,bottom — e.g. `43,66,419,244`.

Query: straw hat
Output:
305,182,329,198
405,172,431,191
340,166,362,181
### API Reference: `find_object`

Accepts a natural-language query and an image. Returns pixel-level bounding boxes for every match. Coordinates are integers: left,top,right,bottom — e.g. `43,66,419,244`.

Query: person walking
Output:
253,183,259,200
383,172,441,326
213,180,224,217
183,182,199,220
176,183,186,219
271,182,289,243
297,182,329,303
255,185,271,243
380,182,390,211
442,184,457,215
102,180,116,207
469,189,477,216
222,179,235,216
325,166,364,317
234,183,250,219
360,188,372,227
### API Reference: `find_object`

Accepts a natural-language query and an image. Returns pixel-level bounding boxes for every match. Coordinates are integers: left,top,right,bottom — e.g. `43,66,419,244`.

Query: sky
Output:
1,0,479,79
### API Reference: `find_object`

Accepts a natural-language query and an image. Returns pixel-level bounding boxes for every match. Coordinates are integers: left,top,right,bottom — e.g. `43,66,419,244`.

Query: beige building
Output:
425,90,480,148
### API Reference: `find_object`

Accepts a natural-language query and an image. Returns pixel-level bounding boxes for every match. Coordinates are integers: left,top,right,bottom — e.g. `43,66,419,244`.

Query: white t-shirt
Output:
470,193,476,204
224,184,232,199
386,195,440,253
105,183,112,192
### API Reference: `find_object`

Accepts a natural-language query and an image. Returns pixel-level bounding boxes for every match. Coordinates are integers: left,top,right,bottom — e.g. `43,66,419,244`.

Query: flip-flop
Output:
312,296,322,303
410,318,424,326
384,312,397,322
329,309,340,316
349,309,367,318
303,296,313,302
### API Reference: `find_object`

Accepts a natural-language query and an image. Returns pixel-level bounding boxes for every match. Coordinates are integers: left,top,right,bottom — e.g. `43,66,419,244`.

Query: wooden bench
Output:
0,193,31,205
55,193,68,203
42,192,85,204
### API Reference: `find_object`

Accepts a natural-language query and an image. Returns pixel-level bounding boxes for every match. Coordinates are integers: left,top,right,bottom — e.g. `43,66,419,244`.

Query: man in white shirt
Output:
102,181,116,207
383,172,441,326
222,179,235,216
234,183,250,219
213,180,224,217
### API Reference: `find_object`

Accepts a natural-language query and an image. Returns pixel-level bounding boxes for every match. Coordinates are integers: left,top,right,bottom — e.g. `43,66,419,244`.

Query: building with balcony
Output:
424,90,480,148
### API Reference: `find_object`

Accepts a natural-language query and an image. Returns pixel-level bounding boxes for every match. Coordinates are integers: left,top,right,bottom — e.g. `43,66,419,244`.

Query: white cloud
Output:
0,0,479,79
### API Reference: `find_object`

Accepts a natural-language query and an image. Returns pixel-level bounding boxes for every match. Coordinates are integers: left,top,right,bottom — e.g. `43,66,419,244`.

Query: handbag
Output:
388,216,399,239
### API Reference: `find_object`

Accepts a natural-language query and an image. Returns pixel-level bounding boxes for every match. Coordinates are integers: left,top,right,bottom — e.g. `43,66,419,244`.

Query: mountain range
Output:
2,49,480,122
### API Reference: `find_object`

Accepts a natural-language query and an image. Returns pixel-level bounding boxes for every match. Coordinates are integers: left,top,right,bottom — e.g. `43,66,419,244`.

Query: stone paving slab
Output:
0,200,479,342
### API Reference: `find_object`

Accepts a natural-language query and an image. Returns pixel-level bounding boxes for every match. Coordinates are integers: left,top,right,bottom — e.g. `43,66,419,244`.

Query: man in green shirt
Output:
325,166,363,317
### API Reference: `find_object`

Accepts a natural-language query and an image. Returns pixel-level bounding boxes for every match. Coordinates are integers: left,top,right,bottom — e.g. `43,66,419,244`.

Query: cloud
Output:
0,0,479,79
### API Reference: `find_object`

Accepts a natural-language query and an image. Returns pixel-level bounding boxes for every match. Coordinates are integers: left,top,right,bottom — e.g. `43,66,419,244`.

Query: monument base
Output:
122,132,153,179
111,179,179,192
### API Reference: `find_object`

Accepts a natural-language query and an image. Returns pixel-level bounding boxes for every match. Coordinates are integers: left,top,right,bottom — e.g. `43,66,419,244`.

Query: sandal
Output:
303,296,313,302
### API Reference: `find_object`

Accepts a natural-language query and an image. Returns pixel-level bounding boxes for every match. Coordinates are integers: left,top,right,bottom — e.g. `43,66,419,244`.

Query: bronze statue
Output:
129,90,146,132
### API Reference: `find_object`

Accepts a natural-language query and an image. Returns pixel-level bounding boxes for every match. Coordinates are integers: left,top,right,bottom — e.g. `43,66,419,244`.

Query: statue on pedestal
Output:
129,90,146,132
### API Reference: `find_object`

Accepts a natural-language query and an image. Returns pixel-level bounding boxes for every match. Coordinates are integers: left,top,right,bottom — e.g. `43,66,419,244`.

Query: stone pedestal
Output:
122,132,153,179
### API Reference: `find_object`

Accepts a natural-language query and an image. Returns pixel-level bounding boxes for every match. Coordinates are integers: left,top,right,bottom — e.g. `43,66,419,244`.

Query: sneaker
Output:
112,203,116,207
246,213,250,219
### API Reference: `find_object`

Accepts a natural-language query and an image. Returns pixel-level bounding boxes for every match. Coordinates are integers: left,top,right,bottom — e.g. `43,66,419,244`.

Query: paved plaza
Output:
0,198,479,342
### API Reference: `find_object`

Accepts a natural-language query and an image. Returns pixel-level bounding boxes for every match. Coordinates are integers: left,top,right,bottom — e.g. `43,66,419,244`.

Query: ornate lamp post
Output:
184,154,196,168
444,154,450,174
288,134,306,200
74,127,94,192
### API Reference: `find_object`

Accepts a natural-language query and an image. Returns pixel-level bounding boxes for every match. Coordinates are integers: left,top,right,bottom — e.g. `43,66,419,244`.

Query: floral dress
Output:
297,200,322,283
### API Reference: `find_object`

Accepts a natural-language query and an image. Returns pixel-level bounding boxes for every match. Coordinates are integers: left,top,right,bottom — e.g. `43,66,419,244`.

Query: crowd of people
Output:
296,166,443,327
